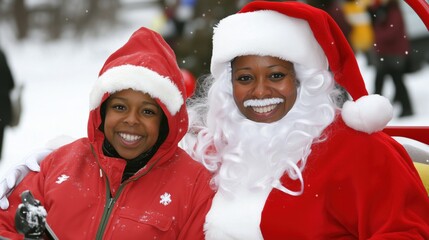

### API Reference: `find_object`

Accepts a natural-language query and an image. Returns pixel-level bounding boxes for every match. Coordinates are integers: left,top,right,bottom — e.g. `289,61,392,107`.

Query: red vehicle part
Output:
383,126,429,145
405,0,429,30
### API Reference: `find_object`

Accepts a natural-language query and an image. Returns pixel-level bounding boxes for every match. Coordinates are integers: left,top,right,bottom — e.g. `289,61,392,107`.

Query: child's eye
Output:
112,104,126,111
142,109,156,115
235,74,253,82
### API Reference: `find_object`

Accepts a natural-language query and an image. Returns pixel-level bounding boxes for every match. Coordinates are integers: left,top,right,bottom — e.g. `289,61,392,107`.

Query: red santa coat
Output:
0,27,214,240
261,118,429,239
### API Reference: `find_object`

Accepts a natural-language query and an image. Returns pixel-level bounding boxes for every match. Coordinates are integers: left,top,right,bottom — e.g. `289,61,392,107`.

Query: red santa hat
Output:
210,1,393,134
89,27,186,116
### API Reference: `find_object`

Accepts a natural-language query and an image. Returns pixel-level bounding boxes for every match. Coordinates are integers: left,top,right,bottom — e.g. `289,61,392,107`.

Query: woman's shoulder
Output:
313,118,410,167
323,118,396,148
306,119,416,184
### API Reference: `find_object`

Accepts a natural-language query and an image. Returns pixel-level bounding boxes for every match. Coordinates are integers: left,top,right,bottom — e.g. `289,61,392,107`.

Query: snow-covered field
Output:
0,3,428,177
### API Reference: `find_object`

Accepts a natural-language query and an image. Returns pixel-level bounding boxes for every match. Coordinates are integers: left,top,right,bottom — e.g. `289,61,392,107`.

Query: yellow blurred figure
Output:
415,162,429,195
343,0,374,52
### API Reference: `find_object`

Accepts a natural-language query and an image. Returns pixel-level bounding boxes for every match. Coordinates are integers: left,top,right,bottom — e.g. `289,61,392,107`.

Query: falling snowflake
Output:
160,192,172,206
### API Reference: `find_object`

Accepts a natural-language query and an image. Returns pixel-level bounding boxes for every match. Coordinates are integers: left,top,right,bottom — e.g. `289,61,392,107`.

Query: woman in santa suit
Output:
183,1,429,239
1,1,429,239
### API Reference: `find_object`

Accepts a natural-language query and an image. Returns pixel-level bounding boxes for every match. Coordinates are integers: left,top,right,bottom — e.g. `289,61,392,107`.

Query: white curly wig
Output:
182,63,341,197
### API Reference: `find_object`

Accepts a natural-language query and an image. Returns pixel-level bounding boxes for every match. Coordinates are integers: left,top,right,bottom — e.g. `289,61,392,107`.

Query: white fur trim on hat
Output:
210,10,328,78
90,64,184,115
341,95,393,134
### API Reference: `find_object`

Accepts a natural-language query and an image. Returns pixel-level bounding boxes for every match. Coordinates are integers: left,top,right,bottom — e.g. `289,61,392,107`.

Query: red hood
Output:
86,27,188,167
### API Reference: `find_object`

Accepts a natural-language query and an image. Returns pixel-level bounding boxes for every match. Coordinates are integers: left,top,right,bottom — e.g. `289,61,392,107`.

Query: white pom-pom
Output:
341,94,393,134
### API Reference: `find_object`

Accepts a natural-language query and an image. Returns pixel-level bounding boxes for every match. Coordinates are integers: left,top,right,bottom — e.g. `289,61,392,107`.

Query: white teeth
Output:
244,98,284,107
243,98,283,113
252,105,277,113
119,133,142,142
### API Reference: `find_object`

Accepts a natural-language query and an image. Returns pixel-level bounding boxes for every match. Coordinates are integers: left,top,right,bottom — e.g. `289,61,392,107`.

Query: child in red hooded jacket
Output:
0,26,214,240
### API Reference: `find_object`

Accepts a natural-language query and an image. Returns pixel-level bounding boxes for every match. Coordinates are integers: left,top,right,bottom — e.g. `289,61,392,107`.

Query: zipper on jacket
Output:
94,161,160,239
95,177,127,240
95,179,114,240
90,144,163,239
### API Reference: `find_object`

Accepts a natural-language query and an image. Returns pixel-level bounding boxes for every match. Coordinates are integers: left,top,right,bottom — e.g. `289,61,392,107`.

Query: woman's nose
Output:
253,78,270,97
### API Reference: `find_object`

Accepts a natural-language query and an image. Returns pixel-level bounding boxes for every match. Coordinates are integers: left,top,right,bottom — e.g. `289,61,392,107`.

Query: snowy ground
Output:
0,3,428,177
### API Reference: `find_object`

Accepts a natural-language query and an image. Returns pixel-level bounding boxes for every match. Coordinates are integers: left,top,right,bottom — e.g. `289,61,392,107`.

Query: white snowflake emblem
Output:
55,174,70,184
160,192,172,206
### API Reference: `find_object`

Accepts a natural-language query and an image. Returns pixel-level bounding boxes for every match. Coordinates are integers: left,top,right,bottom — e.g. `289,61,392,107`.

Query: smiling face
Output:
103,89,163,160
231,55,298,123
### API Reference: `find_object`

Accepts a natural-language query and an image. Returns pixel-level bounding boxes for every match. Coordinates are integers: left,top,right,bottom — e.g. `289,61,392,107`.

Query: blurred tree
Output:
13,0,28,39
6,0,120,40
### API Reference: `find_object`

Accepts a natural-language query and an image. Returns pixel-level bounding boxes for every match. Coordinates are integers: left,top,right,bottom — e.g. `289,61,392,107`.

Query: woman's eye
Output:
270,72,285,80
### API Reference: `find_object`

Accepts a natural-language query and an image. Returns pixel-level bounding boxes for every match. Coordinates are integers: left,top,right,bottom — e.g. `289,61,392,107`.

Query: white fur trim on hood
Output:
90,64,183,115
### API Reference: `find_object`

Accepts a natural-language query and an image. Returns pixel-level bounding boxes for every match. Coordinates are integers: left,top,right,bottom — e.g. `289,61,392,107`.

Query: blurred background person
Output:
157,0,240,96
0,47,15,161
368,0,414,117
343,0,374,63
160,0,197,46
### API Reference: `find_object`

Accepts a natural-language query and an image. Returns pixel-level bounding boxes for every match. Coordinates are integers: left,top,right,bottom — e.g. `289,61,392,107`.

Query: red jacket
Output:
0,138,214,240
261,119,429,239
0,27,214,240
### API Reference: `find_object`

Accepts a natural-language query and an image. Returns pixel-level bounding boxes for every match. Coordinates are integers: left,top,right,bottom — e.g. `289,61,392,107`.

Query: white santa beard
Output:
204,100,310,240
200,65,336,196
205,111,290,240
219,113,294,190
204,186,271,240
212,93,320,196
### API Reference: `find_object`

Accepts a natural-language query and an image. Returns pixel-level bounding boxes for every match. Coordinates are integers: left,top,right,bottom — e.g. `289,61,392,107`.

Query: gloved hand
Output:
0,149,52,210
